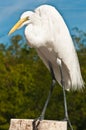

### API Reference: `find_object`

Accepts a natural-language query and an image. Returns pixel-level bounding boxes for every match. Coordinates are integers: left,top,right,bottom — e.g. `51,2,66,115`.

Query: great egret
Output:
8,5,84,130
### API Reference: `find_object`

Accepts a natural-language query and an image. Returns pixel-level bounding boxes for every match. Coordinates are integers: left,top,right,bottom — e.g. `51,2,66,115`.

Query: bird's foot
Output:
32,115,43,130
63,117,68,121
62,117,73,130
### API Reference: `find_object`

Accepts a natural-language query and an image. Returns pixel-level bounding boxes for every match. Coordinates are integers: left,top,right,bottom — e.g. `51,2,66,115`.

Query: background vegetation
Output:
0,28,86,130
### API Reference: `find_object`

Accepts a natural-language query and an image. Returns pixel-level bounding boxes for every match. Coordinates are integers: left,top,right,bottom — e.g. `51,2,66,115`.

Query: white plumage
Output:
9,5,84,90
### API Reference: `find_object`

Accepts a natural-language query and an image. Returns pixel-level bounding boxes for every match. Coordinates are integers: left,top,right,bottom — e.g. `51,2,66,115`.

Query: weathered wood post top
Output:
9,119,67,130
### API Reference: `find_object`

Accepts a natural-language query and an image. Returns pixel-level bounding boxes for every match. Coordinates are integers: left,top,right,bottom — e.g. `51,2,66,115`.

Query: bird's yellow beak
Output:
8,17,29,35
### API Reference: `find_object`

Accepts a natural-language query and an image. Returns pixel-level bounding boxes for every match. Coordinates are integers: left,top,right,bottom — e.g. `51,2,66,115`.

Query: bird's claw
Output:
32,116,43,130
63,117,68,121
62,117,73,130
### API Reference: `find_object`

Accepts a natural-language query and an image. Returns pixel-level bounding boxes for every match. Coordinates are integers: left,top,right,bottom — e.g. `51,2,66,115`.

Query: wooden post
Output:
9,119,67,130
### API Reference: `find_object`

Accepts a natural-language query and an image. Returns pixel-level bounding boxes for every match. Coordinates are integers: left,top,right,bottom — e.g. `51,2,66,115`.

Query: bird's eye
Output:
25,16,29,20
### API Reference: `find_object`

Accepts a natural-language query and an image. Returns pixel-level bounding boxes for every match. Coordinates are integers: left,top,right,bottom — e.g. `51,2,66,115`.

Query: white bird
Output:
8,5,84,130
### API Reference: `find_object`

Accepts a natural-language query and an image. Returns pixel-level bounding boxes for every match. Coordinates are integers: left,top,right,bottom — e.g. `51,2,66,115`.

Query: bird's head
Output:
8,11,34,35
8,9,48,47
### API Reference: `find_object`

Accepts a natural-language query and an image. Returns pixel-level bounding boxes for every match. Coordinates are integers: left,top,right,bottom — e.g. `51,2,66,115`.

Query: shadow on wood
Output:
9,119,67,130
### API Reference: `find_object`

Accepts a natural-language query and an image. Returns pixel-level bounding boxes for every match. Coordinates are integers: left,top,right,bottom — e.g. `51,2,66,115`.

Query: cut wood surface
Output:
9,119,67,130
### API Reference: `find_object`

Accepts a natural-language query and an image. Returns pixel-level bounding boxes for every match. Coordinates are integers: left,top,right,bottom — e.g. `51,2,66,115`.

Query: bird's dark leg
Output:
58,60,73,130
32,62,56,130
40,61,56,119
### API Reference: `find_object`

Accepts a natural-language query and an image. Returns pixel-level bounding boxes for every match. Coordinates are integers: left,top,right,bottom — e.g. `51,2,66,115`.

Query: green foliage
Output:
0,34,86,130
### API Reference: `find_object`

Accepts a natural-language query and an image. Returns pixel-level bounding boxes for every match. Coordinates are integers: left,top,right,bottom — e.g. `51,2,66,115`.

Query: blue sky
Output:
0,0,86,43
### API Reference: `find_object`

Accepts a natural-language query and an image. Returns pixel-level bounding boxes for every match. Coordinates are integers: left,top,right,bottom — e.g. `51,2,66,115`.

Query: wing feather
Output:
35,5,84,90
